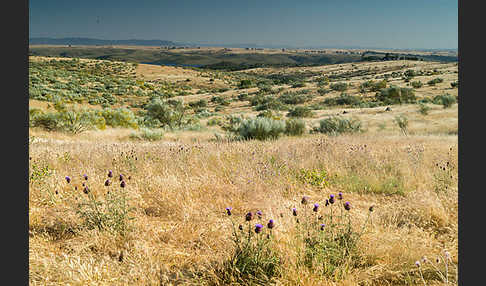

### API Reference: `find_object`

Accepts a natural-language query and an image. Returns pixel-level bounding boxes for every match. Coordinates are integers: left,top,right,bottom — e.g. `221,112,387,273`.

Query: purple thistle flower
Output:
105,179,111,186
329,194,335,204
83,186,90,194
255,224,263,234
338,192,343,200
267,219,275,229
120,180,126,188
313,203,319,212
108,170,113,178
65,176,71,183
344,202,351,211
245,212,253,221
225,207,232,216
83,174,88,180
320,224,325,231
256,210,262,219
325,199,329,206
301,196,309,205
119,174,124,181
292,208,298,216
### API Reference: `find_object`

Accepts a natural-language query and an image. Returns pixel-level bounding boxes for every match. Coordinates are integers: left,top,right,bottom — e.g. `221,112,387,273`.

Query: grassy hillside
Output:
29,55,458,285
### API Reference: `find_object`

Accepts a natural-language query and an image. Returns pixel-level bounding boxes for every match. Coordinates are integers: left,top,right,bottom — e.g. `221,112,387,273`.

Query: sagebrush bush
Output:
411,81,423,89
330,82,348,92
376,86,416,104
98,108,139,129
322,93,363,106
236,117,286,140
129,128,164,141
285,118,306,136
394,115,409,135
433,94,456,108
143,97,186,129
417,103,431,115
287,106,314,118
312,117,363,135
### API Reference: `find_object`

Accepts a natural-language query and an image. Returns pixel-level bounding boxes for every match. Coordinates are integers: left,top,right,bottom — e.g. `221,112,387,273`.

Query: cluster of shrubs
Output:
219,116,306,140
427,78,444,86
359,79,387,93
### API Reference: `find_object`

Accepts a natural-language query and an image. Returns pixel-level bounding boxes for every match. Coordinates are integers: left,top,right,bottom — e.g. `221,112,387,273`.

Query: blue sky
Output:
29,0,458,49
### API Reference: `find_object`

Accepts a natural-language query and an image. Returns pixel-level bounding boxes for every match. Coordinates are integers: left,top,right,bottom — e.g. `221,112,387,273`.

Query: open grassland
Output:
29,132,457,285
29,54,458,285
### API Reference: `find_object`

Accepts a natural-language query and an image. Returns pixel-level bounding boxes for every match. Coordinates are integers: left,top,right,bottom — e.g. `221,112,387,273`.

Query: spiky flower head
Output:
105,179,111,186
108,170,113,178
255,224,263,234
301,196,310,205
245,212,253,221
267,219,275,229
320,224,325,231
325,199,329,206
225,207,232,216
83,186,90,194
292,208,298,216
238,224,243,231
344,201,351,211
65,176,71,183
120,180,126,188
83,174,88,180
313,203,319,212
256,210,262,219
338,192,343,200
329,194,335,204
415,261,421,268
119,174,124,181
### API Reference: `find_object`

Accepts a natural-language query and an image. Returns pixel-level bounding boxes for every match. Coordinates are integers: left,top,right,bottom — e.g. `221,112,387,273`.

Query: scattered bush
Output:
450,81,459,88
322,93,363,107
312,117,363,135
236,117,286,140
433,94,456,108
284,118,306,136
417,103,431,115
287,106,314,118
330,82,348,92
427,78,444,86
411,81,423,89
376,86,416,104
129,128,164,141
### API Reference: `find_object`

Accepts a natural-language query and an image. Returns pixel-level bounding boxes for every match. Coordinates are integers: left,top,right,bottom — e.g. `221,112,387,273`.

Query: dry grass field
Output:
29,53,458,285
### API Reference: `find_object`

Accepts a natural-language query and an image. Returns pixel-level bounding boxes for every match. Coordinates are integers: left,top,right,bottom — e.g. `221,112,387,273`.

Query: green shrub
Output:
450,81,459,88
238,79,253,89
411,81,423,89
287,106,314,118
376,86,416,104
285,118,306,136
417,103,431,115
322,93,363,106
236,117,286,140
312,117,363,135
291,82,306,88
211,96,230,106
143,97,186,129
218,210,282,284
129,128,164,141
427,78,444,86
98,108,139,128
75,190,134,236
433,94,456,108
237,93,249,101
188,99,208,109
278,92,315,105
330,82,348,92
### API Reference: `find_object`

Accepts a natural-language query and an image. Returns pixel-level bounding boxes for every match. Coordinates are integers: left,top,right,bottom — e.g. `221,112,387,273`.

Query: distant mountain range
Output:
29,37,185,47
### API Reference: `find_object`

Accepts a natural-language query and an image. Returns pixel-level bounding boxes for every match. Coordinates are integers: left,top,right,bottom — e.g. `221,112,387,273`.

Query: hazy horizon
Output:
29,0,458,50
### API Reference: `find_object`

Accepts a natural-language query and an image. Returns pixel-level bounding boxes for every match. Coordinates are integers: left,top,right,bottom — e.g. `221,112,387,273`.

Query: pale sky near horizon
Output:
29,0,458,49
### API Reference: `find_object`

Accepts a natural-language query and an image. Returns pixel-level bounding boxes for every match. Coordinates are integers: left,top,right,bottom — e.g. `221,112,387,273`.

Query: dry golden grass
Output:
29,129,457,285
